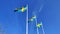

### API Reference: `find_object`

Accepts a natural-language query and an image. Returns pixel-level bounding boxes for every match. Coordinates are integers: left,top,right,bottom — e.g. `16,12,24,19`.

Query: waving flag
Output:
37,22,42,28
29,16,36,22
14,6,27,12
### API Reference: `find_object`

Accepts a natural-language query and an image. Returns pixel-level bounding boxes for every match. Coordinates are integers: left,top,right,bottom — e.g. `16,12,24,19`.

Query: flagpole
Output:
26,4,28,34
35,16,39,34
41,23,45,34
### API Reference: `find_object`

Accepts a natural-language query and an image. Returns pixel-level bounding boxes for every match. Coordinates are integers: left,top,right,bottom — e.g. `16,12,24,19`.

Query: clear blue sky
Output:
0,0,60,34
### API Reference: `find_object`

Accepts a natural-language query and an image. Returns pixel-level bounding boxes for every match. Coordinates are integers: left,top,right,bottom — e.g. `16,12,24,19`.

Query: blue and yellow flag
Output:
14,6,27,12
37,22,42,28
29,16,36,22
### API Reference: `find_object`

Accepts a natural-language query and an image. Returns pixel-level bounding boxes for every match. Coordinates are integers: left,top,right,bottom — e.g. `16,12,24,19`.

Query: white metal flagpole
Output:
35,16,39,34
26,4,28,34
41,23,45,34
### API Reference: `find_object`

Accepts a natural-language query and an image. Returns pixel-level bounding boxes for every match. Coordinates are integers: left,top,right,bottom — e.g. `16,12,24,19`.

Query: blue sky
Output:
0,0,60,34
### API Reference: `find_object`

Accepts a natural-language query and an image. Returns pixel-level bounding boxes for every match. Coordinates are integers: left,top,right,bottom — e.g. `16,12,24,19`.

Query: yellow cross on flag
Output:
37,23,42,28
14,6,27,12
29,16,36,22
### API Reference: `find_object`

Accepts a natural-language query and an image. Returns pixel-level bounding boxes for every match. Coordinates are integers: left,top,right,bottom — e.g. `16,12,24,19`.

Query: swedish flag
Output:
37,22,42,28
29,16,36,22
14,6,27,12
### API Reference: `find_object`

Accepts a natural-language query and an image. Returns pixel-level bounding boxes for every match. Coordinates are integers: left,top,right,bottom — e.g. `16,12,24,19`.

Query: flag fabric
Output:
29,16,36,22
14,6,27,12
37,22,42,28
